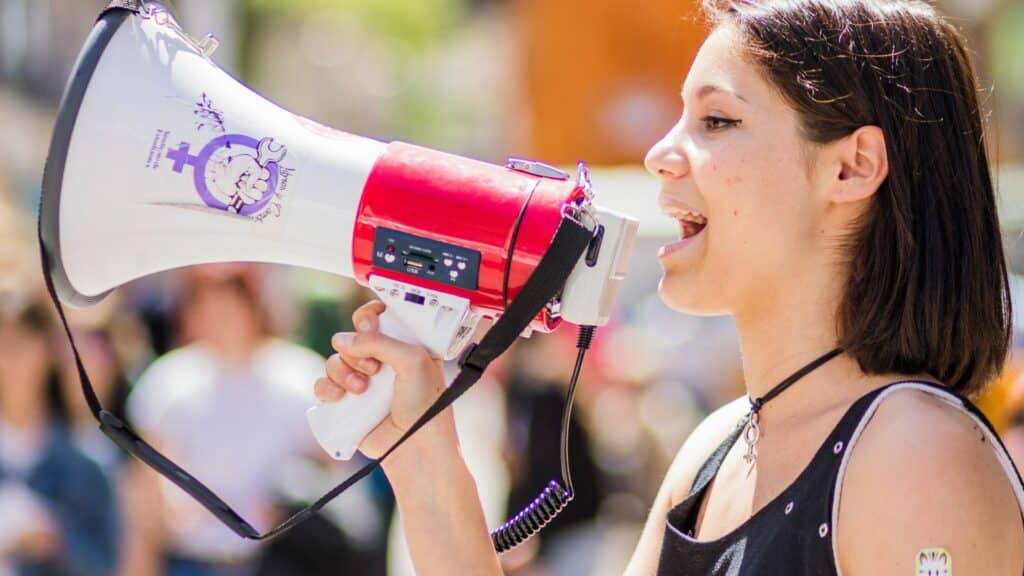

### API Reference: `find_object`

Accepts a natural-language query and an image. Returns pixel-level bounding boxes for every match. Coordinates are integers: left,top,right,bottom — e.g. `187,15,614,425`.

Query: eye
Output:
701,116,741,132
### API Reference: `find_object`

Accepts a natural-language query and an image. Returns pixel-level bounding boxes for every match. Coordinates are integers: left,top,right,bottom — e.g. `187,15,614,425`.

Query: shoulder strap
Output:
687,417,748,499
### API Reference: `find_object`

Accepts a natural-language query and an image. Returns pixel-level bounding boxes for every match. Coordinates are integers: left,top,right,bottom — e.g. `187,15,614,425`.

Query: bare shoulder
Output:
837,386,1024,575
663,396,750,504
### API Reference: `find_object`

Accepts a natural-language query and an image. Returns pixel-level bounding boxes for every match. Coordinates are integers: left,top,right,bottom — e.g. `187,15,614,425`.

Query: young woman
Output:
313,0,1024,573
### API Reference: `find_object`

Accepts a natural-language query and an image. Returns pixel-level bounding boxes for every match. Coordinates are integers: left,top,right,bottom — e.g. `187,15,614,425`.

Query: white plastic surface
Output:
59,6,385,298
560,206,639,326
306,276,477,460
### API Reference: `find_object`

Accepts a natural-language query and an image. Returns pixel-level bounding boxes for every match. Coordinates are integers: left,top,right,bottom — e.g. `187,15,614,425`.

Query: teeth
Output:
664,207,707,225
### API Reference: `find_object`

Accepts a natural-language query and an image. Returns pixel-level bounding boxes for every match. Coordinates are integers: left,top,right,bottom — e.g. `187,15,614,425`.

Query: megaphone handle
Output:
306,309,419,460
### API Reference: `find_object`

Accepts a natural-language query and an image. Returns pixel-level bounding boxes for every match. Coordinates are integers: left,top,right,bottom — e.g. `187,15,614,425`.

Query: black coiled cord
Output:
491,325,596,553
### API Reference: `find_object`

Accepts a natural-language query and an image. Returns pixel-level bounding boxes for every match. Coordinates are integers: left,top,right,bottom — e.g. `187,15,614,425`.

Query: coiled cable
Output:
491,325,596,552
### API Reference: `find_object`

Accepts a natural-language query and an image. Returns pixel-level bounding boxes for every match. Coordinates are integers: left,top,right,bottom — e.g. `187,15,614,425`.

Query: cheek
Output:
701,150,815,291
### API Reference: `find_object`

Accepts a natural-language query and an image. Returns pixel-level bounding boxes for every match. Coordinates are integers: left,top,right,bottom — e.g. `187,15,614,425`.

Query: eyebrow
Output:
682,84,749,103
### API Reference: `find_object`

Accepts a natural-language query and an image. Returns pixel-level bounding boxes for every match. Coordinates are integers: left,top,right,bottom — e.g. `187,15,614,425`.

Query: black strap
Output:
749,348,844,413
38,211,593,540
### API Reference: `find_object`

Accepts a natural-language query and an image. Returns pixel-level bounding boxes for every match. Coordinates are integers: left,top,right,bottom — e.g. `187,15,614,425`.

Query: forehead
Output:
682,26,768,104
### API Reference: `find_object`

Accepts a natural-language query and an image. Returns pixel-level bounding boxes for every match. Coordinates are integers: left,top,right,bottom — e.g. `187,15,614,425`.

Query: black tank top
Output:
657,381,1024,575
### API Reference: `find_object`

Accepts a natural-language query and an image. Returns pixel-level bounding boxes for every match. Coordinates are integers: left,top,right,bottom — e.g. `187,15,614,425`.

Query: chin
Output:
657,274,728,317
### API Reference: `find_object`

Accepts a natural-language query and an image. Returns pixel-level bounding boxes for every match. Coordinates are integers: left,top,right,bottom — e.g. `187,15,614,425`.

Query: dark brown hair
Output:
703,0,1010,396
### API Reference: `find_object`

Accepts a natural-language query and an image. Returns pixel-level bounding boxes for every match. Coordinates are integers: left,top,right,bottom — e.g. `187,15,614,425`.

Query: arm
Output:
623,397,749,576
315,301,502,576
837,389,1024,575
381,416,502,575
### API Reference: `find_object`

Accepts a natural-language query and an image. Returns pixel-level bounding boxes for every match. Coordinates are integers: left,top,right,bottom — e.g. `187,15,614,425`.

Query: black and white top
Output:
657,381,1024,575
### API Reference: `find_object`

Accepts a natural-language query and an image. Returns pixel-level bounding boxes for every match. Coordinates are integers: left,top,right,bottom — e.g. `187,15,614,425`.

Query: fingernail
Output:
346,373,367,391
320,381,342,398
332,333,354,349
359,358,379,373
358,320,372,332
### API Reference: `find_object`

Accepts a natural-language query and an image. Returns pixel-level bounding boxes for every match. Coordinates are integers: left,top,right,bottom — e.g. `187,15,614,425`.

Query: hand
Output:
314,301,456,460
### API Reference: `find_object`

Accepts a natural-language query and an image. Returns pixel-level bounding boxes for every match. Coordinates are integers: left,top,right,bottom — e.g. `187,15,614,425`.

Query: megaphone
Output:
40,2,638,462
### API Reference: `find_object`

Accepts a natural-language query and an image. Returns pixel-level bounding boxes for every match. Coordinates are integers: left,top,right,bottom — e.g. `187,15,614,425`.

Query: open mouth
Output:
664,207,708,240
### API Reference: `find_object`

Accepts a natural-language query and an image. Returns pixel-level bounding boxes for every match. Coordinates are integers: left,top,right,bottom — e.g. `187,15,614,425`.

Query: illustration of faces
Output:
204,138,287,213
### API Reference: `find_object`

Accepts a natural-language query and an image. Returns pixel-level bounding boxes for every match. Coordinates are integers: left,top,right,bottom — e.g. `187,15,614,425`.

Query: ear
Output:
829,125,889,205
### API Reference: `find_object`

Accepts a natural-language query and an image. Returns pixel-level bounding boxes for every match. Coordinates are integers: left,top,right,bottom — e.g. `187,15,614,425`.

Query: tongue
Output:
681,221,706,239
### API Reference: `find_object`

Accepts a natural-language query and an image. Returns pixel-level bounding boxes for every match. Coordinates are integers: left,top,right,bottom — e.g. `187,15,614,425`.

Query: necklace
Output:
742,348,844,465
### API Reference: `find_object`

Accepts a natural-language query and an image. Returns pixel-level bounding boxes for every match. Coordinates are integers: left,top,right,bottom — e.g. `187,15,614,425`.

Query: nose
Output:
644,124,689,180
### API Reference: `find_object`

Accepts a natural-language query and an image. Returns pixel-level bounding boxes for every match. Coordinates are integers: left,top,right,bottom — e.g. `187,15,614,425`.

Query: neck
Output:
733,262,859,420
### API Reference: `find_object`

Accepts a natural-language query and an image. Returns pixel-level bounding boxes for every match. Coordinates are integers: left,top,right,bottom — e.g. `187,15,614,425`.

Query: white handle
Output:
306,309,417,460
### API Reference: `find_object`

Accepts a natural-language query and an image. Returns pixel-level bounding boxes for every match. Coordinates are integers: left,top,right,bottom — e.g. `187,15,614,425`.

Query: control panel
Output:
372,227,481,291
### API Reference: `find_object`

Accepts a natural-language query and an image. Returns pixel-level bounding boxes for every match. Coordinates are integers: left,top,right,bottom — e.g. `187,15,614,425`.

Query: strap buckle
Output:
457,342,485,376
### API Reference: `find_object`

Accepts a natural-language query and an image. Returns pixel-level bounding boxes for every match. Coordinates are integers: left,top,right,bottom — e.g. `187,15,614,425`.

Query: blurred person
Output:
314,1,1024,574
124,264,337,576
0,293,117,576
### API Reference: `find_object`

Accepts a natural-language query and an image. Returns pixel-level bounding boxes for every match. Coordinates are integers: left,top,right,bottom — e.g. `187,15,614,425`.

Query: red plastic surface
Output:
352,142,583,331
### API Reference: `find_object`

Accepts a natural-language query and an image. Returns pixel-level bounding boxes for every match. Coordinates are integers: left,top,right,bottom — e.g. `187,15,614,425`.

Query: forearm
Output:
382,419,503,576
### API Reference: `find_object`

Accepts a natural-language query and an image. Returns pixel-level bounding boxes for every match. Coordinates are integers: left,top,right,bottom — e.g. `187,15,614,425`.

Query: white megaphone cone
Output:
41,2,638,461
41,7,385,304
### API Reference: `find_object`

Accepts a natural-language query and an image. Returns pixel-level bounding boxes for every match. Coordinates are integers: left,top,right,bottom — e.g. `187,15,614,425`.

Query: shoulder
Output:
133,345,210,390
663,396,749,505
127,345,212,427
837,385,1024,575
255,339,325,400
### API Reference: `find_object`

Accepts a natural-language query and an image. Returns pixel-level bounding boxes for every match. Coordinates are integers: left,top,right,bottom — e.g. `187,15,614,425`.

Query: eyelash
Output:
701,116,741,132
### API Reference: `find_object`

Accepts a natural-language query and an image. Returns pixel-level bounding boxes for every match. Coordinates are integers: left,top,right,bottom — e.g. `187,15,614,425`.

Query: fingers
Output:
316,301,388,404
331,329,434,377
352,300,386,333
314,377,344,402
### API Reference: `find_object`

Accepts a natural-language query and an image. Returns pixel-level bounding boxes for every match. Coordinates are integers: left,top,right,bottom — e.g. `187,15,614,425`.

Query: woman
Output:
0,295,117,576
313,0,1024,573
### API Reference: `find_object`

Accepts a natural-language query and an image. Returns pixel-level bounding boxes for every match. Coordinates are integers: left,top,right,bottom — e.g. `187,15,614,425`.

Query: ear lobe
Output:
833,125,888,204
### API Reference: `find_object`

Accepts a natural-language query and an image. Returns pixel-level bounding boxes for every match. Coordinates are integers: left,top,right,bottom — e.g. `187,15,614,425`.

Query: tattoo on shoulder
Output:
917,547,951,576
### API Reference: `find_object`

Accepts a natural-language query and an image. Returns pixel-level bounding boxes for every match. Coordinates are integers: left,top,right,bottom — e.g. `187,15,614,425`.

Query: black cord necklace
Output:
743,348,844,465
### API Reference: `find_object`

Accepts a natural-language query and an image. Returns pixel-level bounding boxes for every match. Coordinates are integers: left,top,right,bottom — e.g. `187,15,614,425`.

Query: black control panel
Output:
372,227,481,291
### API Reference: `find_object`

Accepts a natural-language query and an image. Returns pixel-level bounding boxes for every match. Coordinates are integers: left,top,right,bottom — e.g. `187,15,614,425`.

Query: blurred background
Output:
1,0,1023,574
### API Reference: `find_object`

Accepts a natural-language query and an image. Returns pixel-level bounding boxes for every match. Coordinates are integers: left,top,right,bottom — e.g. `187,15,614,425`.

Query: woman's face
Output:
646,26,829,317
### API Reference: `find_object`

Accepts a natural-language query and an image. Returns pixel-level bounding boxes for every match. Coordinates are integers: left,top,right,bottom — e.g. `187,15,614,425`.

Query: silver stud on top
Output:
785,502,794,515
819,523,830,538
833,441,844,454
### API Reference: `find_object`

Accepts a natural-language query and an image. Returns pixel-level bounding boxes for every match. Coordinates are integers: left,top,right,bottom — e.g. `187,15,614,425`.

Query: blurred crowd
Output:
2,0,1024,575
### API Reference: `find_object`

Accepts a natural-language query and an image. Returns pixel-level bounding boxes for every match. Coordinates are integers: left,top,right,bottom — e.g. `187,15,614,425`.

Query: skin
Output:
314,26,1024,575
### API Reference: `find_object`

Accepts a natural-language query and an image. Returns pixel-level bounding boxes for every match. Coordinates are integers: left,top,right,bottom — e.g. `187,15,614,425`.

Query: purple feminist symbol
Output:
165,134,286,216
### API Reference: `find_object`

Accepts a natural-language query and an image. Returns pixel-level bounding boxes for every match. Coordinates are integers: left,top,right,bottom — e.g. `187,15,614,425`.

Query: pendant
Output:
743,411,761,465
